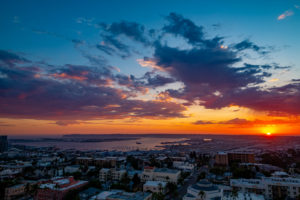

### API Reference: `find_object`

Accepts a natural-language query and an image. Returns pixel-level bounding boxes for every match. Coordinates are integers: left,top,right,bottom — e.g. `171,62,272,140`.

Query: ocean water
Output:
12,137,188,151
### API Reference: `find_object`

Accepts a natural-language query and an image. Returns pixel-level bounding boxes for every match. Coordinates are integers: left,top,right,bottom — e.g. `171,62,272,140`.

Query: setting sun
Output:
261,126,276,136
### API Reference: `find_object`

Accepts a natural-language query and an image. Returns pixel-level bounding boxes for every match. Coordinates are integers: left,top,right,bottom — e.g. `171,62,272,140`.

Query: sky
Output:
0,0,300,136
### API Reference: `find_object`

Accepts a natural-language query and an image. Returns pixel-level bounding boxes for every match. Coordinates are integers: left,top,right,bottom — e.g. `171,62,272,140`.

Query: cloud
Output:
147,44,273,108
278,10,294,20
0,50,186,121
100,21,149,44
97,21,150,58
233,39,269,55
163,12,223,48
0,50,29,66
193,118,299,126
2,12,300,124
0,122,15,127
194,118,249,125
193,120,214,125
55,120,81,126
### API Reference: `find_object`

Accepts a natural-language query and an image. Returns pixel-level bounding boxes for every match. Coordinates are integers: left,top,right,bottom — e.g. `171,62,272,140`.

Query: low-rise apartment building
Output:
141,167,180,183
231,176,300,200
143,181,167,194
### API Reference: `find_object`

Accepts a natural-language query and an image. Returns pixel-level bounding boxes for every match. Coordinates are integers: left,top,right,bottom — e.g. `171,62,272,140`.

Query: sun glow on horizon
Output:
261,125,276,136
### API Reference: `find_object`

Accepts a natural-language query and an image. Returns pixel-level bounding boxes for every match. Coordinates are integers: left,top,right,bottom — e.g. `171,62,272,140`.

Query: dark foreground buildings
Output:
0,135,8,153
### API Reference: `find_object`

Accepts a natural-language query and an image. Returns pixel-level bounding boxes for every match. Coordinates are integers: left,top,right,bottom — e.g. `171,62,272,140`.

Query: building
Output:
215,152,229,166
183,180,222,200
230,176,300,200
99,168,111,182
215,151,255,166
0,135,8,153
76,157,93,166
111,168,126,181
64,165,81,174
4,184,26,200
222,192,265,200
35,176,88,200
173,161,195,171
141,167,180,183
76,156,126,168
92,190,152,200
99,168,126,182
143,181,167,194
4,181,38,200
79,187,102,200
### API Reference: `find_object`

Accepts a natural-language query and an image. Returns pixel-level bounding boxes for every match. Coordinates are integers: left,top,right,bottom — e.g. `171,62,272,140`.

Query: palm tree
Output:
198,190,205,200
158,183,163,193
165,176,170,182
231,188,238,200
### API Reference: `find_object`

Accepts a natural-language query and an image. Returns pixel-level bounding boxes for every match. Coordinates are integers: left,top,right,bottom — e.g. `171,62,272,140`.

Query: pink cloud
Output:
278,10,294,20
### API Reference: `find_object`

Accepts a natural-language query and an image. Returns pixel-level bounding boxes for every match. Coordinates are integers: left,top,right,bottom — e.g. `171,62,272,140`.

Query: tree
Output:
132,173,141,189
121,173,130,185
166,182,177,194
198,190,205,200
231,187,238,200
152,192,165,200
197,172,206,180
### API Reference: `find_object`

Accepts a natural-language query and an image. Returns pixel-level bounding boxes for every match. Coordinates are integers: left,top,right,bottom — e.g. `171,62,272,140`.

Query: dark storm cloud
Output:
0,50,186,121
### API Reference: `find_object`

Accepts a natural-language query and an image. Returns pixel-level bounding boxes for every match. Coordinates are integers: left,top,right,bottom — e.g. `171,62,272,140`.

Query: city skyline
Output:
1,0,300,135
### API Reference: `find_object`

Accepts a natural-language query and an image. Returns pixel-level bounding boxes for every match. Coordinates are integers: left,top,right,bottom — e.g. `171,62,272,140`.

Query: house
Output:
79,187,102,200
99,168,126,182
64,165,81,174
141,167,180,183
143,181,167,194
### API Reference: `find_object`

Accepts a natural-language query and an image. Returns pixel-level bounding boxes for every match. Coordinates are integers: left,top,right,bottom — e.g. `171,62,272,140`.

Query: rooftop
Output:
154,168,179,174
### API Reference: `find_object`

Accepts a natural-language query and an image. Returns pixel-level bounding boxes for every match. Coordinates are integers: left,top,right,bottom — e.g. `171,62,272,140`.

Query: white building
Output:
143,181,167,194
183,180,222,200
142,167,180,183
173,161,195,171
99,168,111,182
99,168,126,182
91,190,152,200
111,168,126,181
230,176,300,200
64,165,81,174
223,192,265,200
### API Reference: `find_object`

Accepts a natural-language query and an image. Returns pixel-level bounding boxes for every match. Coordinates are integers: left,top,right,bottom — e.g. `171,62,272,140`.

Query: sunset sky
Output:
0,0,300,136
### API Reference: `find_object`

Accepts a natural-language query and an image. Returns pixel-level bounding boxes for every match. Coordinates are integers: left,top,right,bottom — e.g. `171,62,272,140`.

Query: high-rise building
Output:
215,151,255,166
0,135,8,153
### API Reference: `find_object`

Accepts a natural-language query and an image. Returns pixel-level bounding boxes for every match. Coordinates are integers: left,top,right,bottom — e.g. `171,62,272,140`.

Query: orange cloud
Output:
137,58,164,71
278,10,294,20
52,72,88,81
